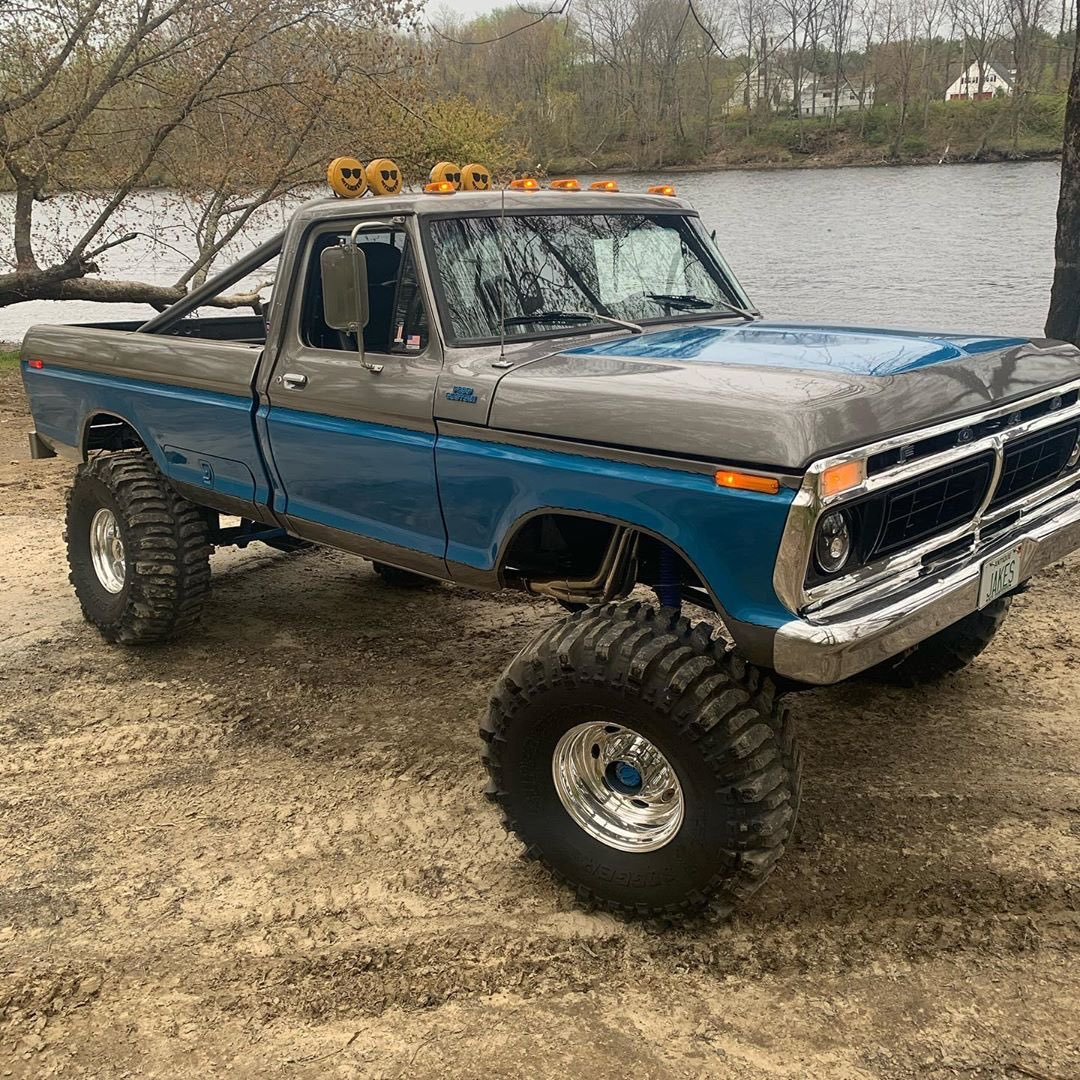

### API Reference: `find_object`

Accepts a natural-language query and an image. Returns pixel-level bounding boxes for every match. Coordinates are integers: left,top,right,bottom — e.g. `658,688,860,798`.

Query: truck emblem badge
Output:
446,385,478,404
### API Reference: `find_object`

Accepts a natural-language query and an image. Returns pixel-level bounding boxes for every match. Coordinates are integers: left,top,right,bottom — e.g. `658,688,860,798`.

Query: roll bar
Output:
137,230,285,335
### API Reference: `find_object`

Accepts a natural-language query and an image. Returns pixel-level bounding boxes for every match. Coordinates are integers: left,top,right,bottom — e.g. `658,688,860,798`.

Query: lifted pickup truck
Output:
21,171,1080,919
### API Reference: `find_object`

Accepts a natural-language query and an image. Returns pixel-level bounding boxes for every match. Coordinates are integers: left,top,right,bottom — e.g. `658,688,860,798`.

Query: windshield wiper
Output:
646,292,758,321
503,309,642,334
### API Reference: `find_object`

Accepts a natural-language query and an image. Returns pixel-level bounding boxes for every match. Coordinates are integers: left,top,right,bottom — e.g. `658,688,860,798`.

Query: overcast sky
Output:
426,0,513,22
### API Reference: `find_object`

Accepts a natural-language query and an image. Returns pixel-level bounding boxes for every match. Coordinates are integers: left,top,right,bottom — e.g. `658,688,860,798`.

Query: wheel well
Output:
499,512,713,610
84,413,144,455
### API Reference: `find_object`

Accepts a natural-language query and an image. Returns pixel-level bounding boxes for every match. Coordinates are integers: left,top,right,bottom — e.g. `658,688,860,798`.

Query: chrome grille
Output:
989,421,1080,510
868,453,996,560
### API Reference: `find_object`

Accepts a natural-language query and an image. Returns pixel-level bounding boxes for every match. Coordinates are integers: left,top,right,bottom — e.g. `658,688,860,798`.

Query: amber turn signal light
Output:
820,460,866,498
549,178,581,191
647,184,676,196
589,179,619,191
714,470,780,495
423,181,456,194
510,178,540,191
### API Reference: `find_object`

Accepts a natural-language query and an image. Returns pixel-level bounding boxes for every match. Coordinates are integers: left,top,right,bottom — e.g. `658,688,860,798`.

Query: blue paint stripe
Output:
438,433,732,493
24,363,254,410
268,405,436,449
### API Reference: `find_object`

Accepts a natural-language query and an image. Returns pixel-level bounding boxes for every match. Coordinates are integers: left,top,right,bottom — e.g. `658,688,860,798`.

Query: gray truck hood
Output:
485,322,1080,470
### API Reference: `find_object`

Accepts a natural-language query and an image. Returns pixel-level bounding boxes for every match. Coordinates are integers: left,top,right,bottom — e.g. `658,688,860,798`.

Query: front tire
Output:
862,597,1011,686
65,451,211,644
482,602,801,919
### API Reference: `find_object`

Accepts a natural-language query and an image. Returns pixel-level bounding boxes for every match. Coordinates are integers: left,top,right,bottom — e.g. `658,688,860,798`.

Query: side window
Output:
301,227,427,354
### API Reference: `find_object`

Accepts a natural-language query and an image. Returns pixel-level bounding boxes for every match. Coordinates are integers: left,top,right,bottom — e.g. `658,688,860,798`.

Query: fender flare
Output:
493,505,778,667
78,409,168,473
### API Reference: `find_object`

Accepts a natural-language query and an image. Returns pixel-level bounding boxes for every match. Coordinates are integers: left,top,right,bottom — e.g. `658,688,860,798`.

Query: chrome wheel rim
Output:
552,721,684,852
89,507,126,594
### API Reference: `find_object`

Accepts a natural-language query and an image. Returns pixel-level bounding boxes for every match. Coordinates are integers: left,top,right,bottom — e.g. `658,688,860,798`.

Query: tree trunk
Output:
13,181,38,272
1046,23,1080,345
0,270,268,312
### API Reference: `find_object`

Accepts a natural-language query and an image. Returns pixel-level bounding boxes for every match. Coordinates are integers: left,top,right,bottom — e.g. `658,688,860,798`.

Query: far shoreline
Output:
0,148,1061,198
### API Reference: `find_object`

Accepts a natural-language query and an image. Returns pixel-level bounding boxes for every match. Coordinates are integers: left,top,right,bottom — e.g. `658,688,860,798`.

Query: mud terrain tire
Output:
482,601,801,919
862,597,1011,686
65,451,211,644
371,561,435,588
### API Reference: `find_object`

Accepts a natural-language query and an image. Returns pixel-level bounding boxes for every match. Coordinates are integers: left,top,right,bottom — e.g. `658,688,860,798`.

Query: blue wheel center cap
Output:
606,760,643,794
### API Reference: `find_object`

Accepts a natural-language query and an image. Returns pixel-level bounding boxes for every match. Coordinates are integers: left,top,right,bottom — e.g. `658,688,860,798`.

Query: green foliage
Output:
670,93,1066,169
391,95,524,183
0,350,21,372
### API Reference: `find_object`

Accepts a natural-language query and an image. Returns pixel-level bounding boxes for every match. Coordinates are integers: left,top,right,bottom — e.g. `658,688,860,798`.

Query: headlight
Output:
1068,436,1080,470
814,509,852,574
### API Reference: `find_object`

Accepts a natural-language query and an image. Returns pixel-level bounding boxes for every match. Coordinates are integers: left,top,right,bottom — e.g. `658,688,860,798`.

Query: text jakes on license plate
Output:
978,543,1023,608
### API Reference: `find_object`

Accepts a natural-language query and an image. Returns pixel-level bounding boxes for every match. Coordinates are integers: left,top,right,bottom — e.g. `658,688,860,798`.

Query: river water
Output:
0,161,1064,342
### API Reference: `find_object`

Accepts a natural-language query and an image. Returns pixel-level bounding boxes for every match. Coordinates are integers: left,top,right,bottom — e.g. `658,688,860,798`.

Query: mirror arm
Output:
347,222,383,375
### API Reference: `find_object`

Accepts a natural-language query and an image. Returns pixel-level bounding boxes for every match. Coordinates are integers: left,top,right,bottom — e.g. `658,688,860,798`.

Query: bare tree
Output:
1046,18,1079,344
1005,0,1048,147
951,0,1005,94
0,0,423,310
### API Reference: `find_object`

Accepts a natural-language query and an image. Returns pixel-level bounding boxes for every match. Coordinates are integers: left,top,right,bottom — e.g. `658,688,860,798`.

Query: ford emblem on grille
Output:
957,427,974,444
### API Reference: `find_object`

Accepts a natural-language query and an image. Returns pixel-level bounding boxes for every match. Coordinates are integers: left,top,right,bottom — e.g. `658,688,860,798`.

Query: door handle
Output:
281,373,308,390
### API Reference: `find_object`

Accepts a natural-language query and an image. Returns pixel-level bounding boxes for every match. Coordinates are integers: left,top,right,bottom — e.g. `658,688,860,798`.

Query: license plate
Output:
977,544,1023,608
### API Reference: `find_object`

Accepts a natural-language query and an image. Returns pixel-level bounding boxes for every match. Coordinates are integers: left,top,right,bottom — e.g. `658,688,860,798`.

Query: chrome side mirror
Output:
321,244,369,334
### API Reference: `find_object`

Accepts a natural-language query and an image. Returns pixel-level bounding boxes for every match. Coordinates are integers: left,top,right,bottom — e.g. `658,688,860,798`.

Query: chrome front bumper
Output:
772,487,1080,685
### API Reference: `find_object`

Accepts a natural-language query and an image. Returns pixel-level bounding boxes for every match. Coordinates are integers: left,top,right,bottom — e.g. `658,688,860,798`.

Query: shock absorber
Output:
656,545,681,612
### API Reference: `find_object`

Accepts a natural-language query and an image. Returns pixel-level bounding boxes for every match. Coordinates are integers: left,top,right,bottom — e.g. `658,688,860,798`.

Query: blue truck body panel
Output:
435,433,796,628
263,405,446,561
21,359,797,627
26,363,271,507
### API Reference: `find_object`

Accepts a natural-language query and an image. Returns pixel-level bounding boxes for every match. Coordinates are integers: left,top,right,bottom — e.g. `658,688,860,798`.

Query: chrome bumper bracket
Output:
28,431,57,460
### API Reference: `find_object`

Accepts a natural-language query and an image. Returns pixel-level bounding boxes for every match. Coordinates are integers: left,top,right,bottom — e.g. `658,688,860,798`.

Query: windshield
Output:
425,212,753,344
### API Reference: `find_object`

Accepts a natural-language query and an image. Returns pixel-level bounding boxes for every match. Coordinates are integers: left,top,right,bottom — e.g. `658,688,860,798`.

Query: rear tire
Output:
65,451,211,644
862,597,1011,686
482,601,801,919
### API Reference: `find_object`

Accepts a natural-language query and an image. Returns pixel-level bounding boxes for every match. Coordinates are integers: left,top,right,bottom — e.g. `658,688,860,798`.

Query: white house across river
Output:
945,61,1015,101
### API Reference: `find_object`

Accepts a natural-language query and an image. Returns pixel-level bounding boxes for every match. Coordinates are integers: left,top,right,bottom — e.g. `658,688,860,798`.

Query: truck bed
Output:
21,323,273,520
83,314,266,344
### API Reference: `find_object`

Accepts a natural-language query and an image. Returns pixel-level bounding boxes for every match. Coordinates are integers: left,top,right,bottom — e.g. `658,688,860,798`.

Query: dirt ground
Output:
0,367,1078,1080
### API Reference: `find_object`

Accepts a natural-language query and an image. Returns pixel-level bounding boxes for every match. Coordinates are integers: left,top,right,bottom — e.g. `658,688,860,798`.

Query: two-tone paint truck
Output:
20,161,1080,918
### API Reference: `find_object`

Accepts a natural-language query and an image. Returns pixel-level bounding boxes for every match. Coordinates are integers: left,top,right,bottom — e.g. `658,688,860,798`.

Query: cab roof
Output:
290,189,696,226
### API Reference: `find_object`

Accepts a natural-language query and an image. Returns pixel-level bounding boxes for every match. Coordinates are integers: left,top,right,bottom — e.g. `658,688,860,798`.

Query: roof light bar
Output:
589,180,619,192
549,178,581,191
509,178,540,191
648,184,676,196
